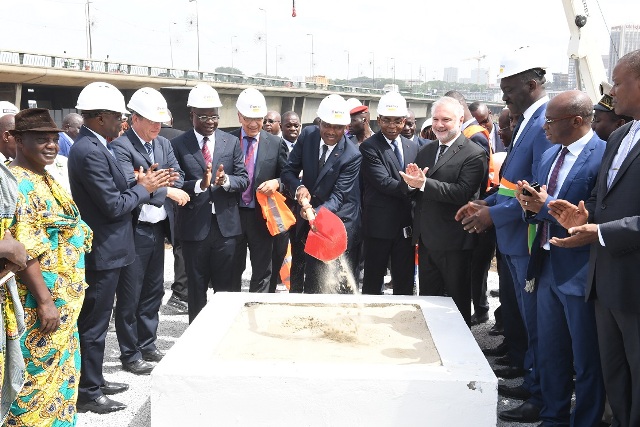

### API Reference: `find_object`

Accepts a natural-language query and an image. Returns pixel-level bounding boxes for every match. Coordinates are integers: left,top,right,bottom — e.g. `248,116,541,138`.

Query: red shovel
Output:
301,197,348,262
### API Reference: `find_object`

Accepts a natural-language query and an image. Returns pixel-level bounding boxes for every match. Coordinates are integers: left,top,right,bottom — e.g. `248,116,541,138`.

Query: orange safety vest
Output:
463,124,497,191
279,243,292,290
256,191,296,236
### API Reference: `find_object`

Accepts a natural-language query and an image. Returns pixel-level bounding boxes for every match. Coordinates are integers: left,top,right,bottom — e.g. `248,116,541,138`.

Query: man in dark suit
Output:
111,88,189,375
281,94,361,294
69,82,175,413
516,90,606,427
170,84,248,323
549,49,640,427
159,109,189,312
229,88,288,293
360,92,418,296
400,96,486,325
456,47,553,424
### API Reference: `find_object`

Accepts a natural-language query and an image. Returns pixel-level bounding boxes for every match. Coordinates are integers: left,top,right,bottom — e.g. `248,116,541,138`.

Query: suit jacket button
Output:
601,204,606,209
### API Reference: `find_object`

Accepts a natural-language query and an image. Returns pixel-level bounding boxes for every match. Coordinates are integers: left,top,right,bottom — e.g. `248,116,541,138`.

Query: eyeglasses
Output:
263,119,280,125
195,115,220,122
379,117,405,126
544,115,576,124
498,126,511,132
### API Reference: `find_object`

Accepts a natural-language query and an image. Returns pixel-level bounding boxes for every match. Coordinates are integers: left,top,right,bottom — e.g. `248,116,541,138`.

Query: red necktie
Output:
241,136,256,205
202,136,212,165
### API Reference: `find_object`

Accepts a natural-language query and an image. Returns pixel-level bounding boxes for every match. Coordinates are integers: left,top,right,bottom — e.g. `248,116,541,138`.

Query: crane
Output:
464,53,487,85
560,0,608,103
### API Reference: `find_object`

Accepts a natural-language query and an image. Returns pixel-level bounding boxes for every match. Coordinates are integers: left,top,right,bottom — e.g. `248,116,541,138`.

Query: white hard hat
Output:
421,117,433,131
316,94,350,125
187,83,222,108
377,91,408,117
498,46,547,79
127,87,169,123
236,88,267,118
76,82,129,114
0,101,19,116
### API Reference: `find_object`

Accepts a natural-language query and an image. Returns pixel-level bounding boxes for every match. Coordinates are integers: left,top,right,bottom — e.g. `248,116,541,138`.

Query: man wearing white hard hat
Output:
281,94,362,294
69,82,177,414
455,46,552,423
111,87,189,375
228,88,288,293
359,92,418,296
0,101,19,163
171,83,248,323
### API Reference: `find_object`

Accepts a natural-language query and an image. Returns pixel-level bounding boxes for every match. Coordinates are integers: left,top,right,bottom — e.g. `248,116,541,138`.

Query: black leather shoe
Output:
489,289,500,297
498,384,532,400
488,323,504,336
77,395,126,414
166,295,188,314
494,355,511,366
482,341,508,356
142,349,165,363
100,380,129,395
498,401,541,423
122,359,154,375
470,311,489,326
493,365,524,378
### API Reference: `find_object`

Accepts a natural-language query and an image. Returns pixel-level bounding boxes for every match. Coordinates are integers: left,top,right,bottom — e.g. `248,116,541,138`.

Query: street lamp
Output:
344,50,350,83
275,45,281,77
370,52,375,89
189,0,200,70
259,7,268,76
306,33,314,78
85,1,93,59
231,35,237,69
168,22,178,69
391,57,396,85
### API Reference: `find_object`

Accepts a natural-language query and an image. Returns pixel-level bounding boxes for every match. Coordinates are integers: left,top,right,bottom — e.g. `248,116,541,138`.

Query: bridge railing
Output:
0,49,441,100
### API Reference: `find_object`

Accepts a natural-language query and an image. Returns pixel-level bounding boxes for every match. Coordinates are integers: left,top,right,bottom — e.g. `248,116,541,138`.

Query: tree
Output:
215,66,243,75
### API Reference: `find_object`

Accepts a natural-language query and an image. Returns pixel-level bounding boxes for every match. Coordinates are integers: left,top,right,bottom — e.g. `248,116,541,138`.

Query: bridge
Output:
0,50,503,130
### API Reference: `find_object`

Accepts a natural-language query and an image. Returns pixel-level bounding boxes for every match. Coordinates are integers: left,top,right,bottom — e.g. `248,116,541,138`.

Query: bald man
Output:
58,113,83,157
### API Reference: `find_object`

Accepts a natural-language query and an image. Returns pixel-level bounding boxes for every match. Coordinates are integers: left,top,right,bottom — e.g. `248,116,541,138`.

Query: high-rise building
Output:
443,67,458,83
608,25,640,79
470,68,489,86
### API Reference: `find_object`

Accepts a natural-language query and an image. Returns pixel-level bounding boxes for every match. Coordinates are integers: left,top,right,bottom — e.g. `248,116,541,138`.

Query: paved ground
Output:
75,249,535,427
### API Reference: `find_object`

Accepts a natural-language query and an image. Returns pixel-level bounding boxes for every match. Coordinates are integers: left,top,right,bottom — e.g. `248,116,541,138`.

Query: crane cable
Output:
592,0,618,58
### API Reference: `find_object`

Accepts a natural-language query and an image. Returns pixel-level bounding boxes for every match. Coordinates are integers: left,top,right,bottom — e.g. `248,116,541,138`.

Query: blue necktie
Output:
144,142,154,163
391,139,403,168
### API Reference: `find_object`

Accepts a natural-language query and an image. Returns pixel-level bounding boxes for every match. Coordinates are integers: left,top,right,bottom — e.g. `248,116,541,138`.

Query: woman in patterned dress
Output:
4,109,92,427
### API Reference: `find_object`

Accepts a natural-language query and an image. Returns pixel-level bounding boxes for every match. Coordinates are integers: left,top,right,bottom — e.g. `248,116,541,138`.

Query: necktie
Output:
318,144,328,171
144,142,154,162
391,139,403,169
607,121,640,189
436,144,447,163
511,115,524,147
541,147,569,246
201,136,212,165
241,136,256,205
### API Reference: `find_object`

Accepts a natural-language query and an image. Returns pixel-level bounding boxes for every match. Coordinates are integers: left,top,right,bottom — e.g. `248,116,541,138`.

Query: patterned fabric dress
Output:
0,163,26,423
5,166,92,427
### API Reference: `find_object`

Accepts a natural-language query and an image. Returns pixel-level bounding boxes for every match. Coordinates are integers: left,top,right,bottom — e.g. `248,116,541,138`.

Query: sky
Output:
1,0,637,84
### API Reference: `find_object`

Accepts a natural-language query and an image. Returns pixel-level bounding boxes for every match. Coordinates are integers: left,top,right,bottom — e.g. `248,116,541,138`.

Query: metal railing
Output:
0,49,440,100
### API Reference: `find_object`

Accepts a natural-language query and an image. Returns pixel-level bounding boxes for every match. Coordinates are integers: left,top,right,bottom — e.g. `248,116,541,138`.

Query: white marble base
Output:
151,293,497,426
